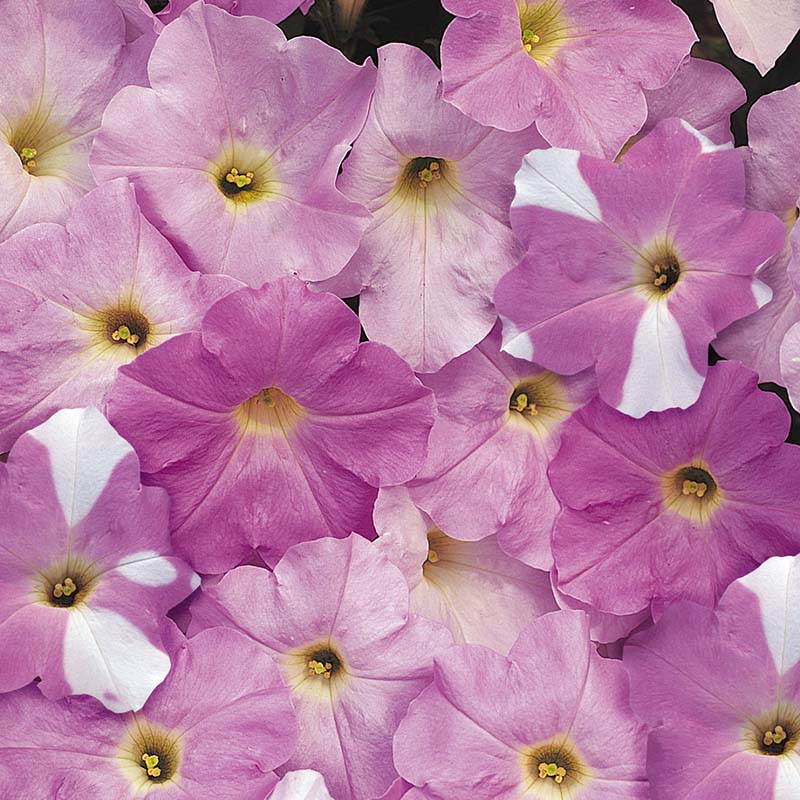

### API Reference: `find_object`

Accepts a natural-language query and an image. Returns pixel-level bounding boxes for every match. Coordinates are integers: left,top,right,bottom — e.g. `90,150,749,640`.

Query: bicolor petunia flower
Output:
270,771,334,799
632,56,745,149
438,0,695,157
497,119,785,417
0,0,143,242
394,609,649,799
548,361,800,620
0,408,198,712
625,554,800,799
0,179,237,452
0,626,298,798
107,278,435,573
374,487,558,653
91,2,374,286
320,44,538,373
715,85,800,385
405,322,595,568
189,535,453,800
710,0,800,75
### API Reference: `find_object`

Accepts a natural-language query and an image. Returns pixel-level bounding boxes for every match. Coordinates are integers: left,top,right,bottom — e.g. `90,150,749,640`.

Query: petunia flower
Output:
548,361,800,620
0,626,298,798
497,119,785,417
91,2,374,286
374,487,558,653
319,44,538,373
710,0,800,75
715,85,800,384
189,534,453,800
0,407,198,712
393,609,648,799
625,554,800,799
0,179,237,452
438,0,695,157
0,0,143,243
404,322,595,568
107,278,435,574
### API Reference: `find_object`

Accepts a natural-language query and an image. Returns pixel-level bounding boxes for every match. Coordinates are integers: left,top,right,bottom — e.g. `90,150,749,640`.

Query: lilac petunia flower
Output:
549,361,800,620
91,2,374,286
710,0,800,75
0,179,237,452
497,119,785,417
394,610,648,799
625,554,800,799
317,43,538,373
0,408,197,712
0,0,142,243
439,0,695,157
0,626,298,798
402,322,594,568
189,535,453,800
107,278,435,574
715,85,800,385
374,487,558,653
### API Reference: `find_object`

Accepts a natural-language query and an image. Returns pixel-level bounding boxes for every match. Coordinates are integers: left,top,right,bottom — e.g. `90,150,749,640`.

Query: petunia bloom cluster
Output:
2,0,800,798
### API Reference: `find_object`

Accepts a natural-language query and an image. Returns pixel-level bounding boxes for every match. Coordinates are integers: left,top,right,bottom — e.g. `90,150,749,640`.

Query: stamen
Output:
225,167,255,189
308,659,334,680
509,391,539,417
427,549,440,564
142,753,162,778
418,160,441,188
765,726,788,746
111,325,140,346
19,146,37,172
53,576,77,600
522,28,541,51
538,761,567,783
682,480,708,498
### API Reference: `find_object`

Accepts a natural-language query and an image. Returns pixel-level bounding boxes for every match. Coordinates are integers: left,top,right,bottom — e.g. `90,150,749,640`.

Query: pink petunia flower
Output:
394,609,648,799
439,0,695,156
399,322,594,568
189,535,453,800
0,408,197,712
497,119,785,417
549,361,800,620
0,0,142,242
625,554,800,799
374,487,558,653
107,278,435,574
0,626,298,798
0,179,237,452
320,44,539,373
91,2,373,286
710,0,800,75
715,85,800,385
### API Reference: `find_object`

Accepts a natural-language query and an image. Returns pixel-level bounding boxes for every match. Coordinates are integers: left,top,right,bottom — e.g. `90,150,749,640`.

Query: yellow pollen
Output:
511,392,539,416
522,28,541,51
111,325,140,346
538,761,567,782
308,659,333,680
19,146,37,172
682,479,708,498
53,576,76,599
418,161,441,188
142,753,162,778
225,167,254,189
765,726,788,746
427,549,440,564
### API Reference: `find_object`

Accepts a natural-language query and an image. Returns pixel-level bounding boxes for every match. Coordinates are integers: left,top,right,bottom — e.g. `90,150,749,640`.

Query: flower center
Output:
36,557,98,609
662,463,722,523
510,389,539,418
745,708,800,758
525,737,586,793
401,157,449,193
236,387,305,436
104,309,150,349
220,166,256,196
651,255,681,292
119,722,181,786
423,528,451,573
507,373,571,437
518,1,568,63
305,647,343,682
19,146,38,173
52,576,78,606
763,725,790,754
637,240,683,298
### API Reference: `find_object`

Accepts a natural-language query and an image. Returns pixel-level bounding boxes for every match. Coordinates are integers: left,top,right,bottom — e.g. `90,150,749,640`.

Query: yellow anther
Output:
682,480,708,498
513,393,529,413
522,29,540,51
53,583,64,598
417,161,441,187
142,753,162,777
19,147,38,173
225,167,254,189
111,325,140,346
654,274,668,286
538,761,567,782
527,402,539,416
765,726,788,746
62,577,76,596
308,659,333,679
427,549,440,564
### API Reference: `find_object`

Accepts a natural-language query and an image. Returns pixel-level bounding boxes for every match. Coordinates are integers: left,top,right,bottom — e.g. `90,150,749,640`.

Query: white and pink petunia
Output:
0,408,197,712
497,119,785,417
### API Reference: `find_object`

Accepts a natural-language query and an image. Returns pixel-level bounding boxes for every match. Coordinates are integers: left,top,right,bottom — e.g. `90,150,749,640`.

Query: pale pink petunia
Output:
497,119,785,417
625,554,800,799
189,535,453,800
319,44,539,372
92,2,373,286
716,85,800,384
0,627,298,798
394,610,649,799
439,0,695,157
107,278,435,573
0,179,238,452
0,0,143,242
0,408,198,712
374,487,558,653
549,361,800,620
401,322,594,568
710,0,800,75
